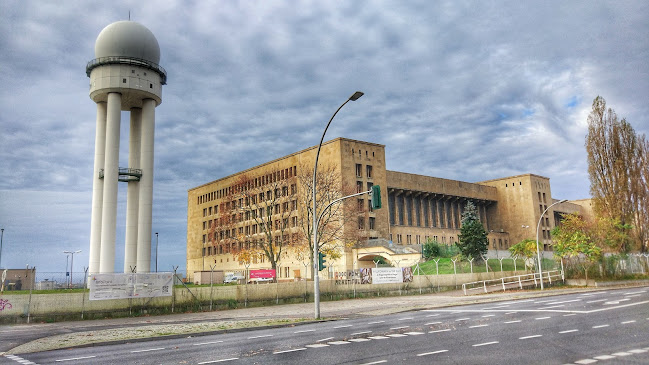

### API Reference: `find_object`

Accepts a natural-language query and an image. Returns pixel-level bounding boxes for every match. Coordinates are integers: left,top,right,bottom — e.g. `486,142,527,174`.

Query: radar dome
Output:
94,21,160,64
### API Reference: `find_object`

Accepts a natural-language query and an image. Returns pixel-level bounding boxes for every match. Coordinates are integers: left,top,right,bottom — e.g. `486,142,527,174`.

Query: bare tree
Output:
586,96,648,252
208,170,298,271
296,163,364,278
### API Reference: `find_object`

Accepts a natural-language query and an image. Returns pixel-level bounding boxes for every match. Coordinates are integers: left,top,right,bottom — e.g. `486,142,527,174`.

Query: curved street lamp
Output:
63,250,82,288
313,91,363,319
536,199,567,290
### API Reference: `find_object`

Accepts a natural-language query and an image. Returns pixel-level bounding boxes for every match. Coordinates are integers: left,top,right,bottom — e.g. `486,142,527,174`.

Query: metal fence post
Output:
81,267,88,319
26,265,33,323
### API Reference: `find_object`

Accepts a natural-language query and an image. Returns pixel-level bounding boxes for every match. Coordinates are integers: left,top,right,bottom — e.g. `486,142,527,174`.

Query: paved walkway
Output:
0,285,635,355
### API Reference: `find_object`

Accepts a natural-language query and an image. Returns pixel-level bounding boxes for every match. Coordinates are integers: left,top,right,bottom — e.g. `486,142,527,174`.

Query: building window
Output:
407,235,411,244
366,165,373,178
357,199,364,212
356,181,363,193
397,234,402,244
356,164,362,177
369,217,375,230
358,217,364,229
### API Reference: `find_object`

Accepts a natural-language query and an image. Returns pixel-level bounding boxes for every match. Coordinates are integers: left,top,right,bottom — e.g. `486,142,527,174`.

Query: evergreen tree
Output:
457,201,488,261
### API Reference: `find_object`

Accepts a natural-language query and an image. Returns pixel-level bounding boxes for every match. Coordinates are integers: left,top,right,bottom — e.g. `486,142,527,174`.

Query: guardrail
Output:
462,270,564,295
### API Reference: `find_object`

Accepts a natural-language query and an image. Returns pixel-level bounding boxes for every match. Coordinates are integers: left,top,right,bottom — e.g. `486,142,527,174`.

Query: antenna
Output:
128,10,131,21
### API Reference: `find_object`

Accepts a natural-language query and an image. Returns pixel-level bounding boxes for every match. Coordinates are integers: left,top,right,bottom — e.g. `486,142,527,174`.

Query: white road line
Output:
504,312,518,315
546,299,582,305
305,344,329,348
294,329,316,333
535,316,551,320
55,356,97,362
248,334,273,339
624,294,642,298
586,299,608,303
317,337,334,342
455,318,471,321
542,305,565,309
368,320,385,324
425,321,442,325
417,350,449,356
624,290,646,295
368,335,390,340
273,348,307,354
386,334,408,338
473,341,499,347
469,324,489,328
131,347,165,353
390,326,409,330
193,340,224,346
563,313,577,316
350,331,373,336
519,335,542,340
504,320,522,324
404,332,425,335
592,324,610,328
628,349,648,353
328,341,351,345
333,324,353,329
429,329,452,333
611,352,632,356
398,317,414,321
593,355,616,360
359,361,387,365
621,320,636,324
481,314,495,318
348,338,371,342
425,313,440,317
198,358,239,364
574,359,598,364
559,329,579,334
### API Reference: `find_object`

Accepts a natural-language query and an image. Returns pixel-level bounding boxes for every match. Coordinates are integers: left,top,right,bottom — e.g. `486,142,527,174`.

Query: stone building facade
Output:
186,138,587,283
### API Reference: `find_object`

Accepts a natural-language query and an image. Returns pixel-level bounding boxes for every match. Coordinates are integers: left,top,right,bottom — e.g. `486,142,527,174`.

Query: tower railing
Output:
86,56,167,84
98,167,142,182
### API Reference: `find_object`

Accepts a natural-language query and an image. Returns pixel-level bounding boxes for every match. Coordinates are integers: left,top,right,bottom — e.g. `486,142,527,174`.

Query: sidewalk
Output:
0,285,639,355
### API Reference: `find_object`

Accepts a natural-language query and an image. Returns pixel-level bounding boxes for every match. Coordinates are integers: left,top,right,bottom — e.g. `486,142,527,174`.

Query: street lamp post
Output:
63,250,82,289
536,199,567,290
0,228,4,270
313,91,363,319
155,232,159,273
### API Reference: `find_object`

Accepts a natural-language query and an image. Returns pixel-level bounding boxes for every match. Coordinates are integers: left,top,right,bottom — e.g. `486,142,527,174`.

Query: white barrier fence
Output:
462,270,564,295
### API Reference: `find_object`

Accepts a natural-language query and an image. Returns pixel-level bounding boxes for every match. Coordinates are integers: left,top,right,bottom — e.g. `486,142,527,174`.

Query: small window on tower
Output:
122,78,126,83
150,83,153,88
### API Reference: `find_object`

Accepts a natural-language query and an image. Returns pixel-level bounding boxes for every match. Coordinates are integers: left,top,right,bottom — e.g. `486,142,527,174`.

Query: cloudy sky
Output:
1,1,647,277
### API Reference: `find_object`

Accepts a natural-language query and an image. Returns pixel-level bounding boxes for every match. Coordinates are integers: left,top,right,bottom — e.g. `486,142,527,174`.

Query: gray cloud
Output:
0,0,647,273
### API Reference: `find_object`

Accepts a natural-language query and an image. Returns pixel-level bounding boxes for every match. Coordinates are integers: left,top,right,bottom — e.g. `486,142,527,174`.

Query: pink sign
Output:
249,269,276,279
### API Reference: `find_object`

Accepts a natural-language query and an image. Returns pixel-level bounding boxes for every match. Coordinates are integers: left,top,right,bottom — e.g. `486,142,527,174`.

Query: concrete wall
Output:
0,271,526,322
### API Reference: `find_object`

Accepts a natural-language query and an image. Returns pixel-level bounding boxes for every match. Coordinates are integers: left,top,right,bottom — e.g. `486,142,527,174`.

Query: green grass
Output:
413,257,558,275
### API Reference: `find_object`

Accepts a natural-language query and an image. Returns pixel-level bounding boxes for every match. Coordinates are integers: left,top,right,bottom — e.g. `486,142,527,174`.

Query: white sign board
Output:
89,273,173,300
371,267,404,284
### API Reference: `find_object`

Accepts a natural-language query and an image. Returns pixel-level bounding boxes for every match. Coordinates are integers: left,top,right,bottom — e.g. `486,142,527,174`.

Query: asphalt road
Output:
3,286,648,364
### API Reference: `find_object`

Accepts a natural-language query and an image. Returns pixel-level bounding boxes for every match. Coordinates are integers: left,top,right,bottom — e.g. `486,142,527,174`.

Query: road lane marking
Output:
592,324,609,328
504,320,522,324
425,313,440,317
386,334,408,338
359,361,387,365
248,334,273,339
546,299,582,305
624,290,646,295
593,355,615,360
611,352,632,356
542,305,565,309
198,358,239,364
193,340,224,346
519,335,542,340
621,320,636,324
481,314,495,318
350,331,372,336
629,349,648,353
469,324,489,328
348,338,371,342
368,320,385,324
404,332,425,335
563,313,577,316
417,350,448,356
274,348,306,354
55,356,97,362
455,318,471,321
131,348,165,353
294,329,316,333
368,335,390,340
317,337,334,342
473,341,499,347
398,317,414,321
559,329,579,334
535,316,551,320
586,299,607,303
306,344,329,348
390,326,409,330
425,321,442,325
333,324,353,329
574,359,597,364
328,341,351,345
429,328,451,333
